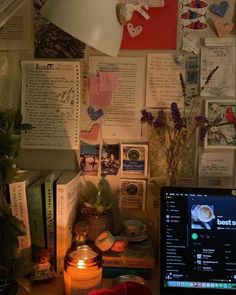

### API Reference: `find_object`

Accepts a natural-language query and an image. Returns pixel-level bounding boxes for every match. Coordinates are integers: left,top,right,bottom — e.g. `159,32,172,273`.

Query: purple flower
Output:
140,109,154,125
199,125,208,142
195,115,208,125
171,102,183,130
153,110,166,129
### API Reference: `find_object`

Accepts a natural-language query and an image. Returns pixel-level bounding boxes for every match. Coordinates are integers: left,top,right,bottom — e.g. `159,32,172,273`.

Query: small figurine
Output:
72,221,89,246
30,247,56,283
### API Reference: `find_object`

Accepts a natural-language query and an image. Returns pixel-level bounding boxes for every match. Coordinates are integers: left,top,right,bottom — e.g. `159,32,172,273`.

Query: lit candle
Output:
64,245,102,295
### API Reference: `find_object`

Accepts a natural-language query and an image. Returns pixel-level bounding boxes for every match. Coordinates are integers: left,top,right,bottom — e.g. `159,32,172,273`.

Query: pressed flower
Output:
153,110,166,129
171,102,183,130
140,109,154,125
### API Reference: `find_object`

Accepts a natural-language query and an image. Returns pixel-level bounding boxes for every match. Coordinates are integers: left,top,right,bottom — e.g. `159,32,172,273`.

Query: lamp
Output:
40,0,123,57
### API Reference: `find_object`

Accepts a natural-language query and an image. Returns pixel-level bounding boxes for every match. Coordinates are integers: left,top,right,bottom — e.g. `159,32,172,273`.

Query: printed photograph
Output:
191,204,215,230
80,143,99,176
34,0,85,58
205,100,236,149
101,143,120,176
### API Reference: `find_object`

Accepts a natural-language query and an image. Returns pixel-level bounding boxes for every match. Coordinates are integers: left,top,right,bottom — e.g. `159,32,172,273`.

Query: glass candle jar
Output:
64,245,102,295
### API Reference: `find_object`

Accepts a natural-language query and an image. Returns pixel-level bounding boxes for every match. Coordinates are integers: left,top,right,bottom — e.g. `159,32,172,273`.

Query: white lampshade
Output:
40,0,123,57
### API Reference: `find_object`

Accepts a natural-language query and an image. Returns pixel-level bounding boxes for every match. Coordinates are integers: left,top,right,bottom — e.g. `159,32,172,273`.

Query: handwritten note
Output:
201,47,235,97
20,60,80,149
146,53,185,108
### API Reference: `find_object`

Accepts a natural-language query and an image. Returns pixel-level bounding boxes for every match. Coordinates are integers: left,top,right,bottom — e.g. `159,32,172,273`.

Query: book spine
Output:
56,185,66,275
27,182,46,248
45,181,56,266
102,256,155,269
9,180,31,251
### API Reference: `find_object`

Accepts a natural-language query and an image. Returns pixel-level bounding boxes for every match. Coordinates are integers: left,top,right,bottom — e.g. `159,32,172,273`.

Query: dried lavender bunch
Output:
140,66,219,184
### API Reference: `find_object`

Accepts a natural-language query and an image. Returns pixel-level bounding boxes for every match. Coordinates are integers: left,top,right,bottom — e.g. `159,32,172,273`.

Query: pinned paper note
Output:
80,123,101,142
99,72,119,92
121,0,178,50
89,76,113,107
181,32,200,54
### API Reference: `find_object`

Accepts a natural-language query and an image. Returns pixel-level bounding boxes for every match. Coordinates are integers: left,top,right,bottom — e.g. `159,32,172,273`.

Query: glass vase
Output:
166,161,179,186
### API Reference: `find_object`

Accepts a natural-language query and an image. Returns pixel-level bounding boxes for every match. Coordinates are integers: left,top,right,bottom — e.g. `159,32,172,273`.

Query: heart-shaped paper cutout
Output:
215,19,235,37
210,1,229,17
87,106,104,121
127,23,143,37
80,123,100,142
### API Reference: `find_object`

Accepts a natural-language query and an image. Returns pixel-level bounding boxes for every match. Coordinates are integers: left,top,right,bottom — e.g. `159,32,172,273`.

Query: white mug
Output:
123,219,147,236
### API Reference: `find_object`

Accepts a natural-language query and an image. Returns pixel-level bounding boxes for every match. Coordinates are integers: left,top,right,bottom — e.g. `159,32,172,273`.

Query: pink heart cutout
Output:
215,19,235,37
127,23,143,37
80,123,100,142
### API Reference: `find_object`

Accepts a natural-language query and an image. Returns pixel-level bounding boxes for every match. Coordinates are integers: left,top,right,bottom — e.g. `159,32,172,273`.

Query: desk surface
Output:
18,269,159,295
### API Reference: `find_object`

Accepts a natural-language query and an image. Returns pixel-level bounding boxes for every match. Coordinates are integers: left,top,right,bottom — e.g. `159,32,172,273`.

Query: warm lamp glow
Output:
40,0,123,57
77,260,86,269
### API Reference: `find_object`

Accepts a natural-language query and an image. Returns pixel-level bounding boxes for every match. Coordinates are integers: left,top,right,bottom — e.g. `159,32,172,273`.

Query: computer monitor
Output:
160,186,236,295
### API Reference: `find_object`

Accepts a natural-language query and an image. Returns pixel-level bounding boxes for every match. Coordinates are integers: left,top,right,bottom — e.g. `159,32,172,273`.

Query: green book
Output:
44,170,62,267
27,177,46,248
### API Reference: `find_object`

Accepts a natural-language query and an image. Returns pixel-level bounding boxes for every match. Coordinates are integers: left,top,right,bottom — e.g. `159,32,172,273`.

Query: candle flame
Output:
77,260,86,269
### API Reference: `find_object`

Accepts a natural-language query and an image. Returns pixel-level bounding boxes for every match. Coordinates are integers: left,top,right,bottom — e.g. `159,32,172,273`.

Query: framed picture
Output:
205,100,236,149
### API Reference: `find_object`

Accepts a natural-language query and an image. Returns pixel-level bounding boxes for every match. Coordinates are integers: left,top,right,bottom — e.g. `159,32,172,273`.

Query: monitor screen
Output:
160,186,236,295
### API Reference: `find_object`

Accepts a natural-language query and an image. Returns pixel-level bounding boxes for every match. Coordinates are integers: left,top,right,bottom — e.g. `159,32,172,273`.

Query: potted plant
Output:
80,177,116,241
0,109,33,294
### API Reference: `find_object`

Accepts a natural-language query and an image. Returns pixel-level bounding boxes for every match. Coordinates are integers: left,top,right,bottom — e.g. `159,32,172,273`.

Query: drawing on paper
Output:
205,100,236,149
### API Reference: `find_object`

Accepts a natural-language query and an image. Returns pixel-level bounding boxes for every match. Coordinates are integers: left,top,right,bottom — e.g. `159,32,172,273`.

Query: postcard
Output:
119,179,147,211
80,142,100,176
121,144,148,176
101,143,120,176
205,99,236,149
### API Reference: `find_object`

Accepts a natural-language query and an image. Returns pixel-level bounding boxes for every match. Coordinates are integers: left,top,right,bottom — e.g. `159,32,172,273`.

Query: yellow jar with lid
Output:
64,245,102,295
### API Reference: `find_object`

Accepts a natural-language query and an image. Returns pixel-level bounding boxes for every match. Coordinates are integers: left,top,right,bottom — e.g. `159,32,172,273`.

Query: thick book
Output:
102,239,155,269
8,170,41,252
27,177,46,248
102,267,152,279
56,171,80,275
44,170,63,267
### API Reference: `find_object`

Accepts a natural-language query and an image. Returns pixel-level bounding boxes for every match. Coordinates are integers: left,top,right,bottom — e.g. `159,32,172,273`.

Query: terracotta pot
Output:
84,212,114,241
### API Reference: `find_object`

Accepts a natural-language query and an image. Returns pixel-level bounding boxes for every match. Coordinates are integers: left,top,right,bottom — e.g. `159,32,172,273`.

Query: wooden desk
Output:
18,269,159,295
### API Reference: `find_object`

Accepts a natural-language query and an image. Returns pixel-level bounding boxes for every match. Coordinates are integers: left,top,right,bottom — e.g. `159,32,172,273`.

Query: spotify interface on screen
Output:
162,191,236,290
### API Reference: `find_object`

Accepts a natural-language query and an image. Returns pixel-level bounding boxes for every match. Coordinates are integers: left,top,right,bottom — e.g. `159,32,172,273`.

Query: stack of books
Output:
102,238,155,279
8,169,80,275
